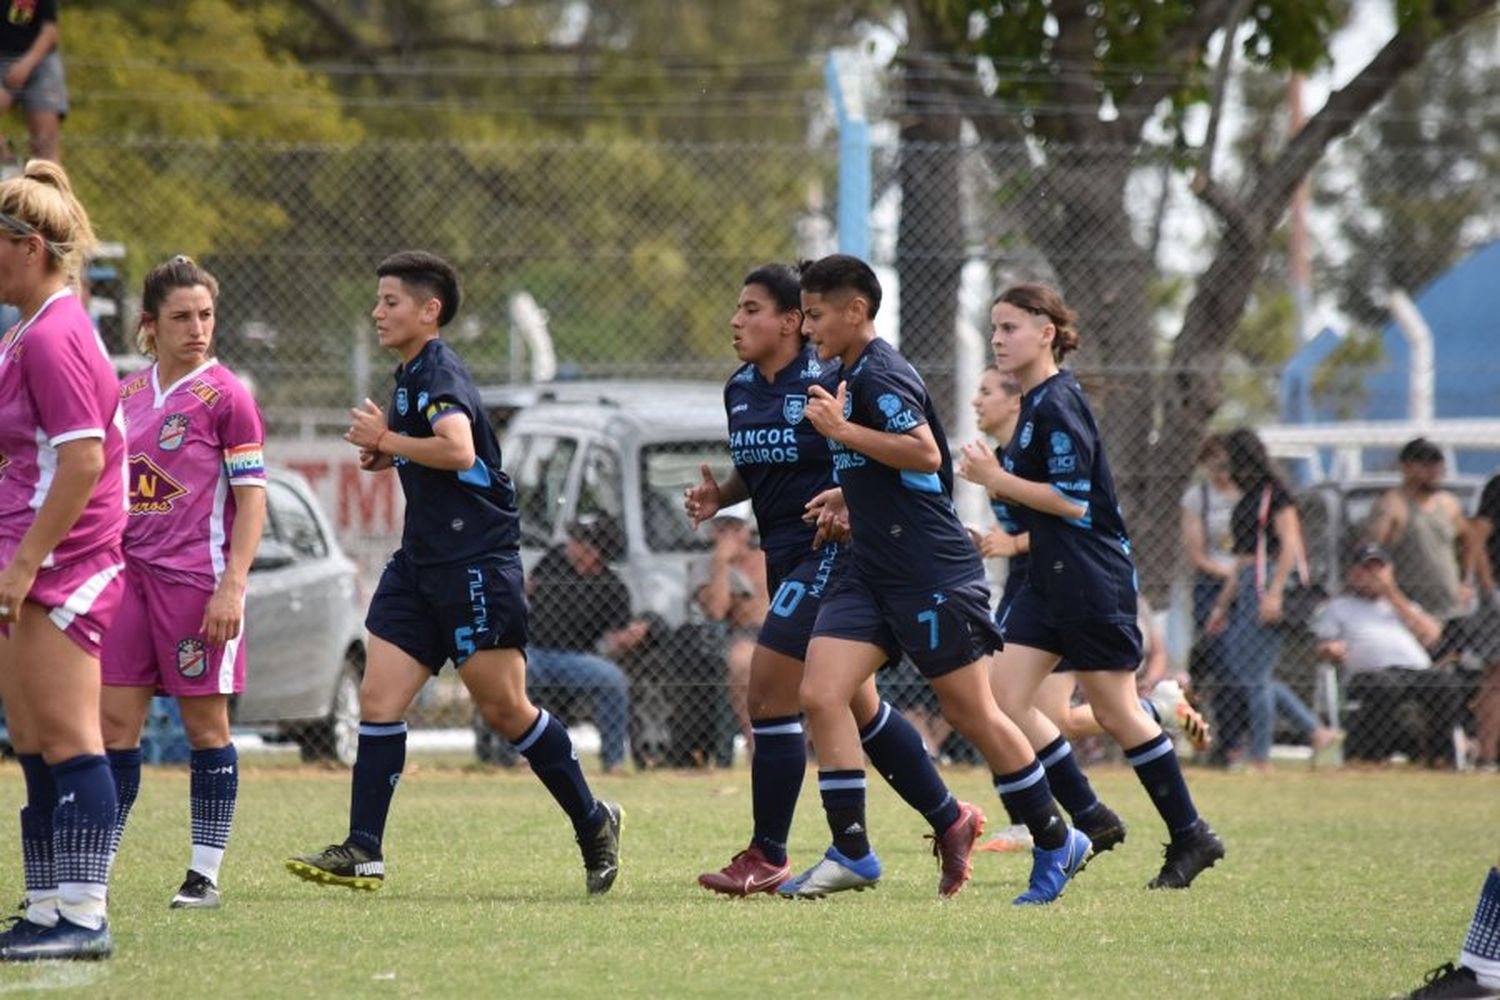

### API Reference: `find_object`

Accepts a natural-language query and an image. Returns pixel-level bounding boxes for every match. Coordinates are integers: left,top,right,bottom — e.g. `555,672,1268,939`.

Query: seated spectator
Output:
525,515,637,773
0,0,65,164
688,505,768,752
1315,544,1464,766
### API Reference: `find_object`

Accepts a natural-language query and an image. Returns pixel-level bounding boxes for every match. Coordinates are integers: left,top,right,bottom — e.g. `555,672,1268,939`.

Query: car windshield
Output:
641,441,731,553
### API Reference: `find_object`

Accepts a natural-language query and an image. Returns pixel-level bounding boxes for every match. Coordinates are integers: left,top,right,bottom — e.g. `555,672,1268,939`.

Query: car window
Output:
266,479,328,560
641,441,730,553
509,434,578,545
576,444,623,525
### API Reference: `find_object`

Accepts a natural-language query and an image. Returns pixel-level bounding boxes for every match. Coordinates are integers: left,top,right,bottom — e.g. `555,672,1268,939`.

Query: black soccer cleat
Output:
578,800,623,896
285,841,385,891
170,870,221,909
1403,962,1500,999
1075,802,1127,856
0,916,112,962
1147,819,1225,889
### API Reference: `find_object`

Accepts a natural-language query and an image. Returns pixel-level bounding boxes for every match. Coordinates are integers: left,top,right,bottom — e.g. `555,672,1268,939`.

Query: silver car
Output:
234,469,366,766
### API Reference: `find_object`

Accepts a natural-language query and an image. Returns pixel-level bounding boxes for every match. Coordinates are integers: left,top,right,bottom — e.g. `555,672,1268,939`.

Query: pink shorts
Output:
0,543,126,659
100,564,246,697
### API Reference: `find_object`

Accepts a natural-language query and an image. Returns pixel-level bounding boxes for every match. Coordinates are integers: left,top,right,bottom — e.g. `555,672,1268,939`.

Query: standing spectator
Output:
1181,434,1240,689
0,0,65,165
1365,437,1474,635
525,515,636,774
1468,473,1500,771
1315,544,1463,766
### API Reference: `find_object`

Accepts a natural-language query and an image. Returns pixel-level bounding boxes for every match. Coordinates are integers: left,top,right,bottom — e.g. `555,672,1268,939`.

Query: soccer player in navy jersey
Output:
687,263,985,898
285,251,621,896
779,254,1088,904
957,283,1223,890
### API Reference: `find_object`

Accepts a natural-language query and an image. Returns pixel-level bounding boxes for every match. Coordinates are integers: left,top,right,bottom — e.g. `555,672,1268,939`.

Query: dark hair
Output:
982,363,1023,397
743,262,802,314
137,254,220,357
1397,437,1443,465
1197,432,1227,465
799,253,881,319
1223,427,1282,492
995,283,1081,361
377,250,461,327
567,513,625,562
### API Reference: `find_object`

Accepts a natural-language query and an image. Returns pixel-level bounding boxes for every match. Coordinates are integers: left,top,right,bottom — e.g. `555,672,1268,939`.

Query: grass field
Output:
0,759,1493,998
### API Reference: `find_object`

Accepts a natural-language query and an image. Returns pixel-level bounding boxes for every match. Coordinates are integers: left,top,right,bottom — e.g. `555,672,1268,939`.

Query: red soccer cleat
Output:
698,844,792,897
928,800,986,897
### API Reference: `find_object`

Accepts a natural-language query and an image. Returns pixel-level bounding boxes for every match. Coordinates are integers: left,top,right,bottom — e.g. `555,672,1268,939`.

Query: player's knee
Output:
476,698,535,741
798,676,844,717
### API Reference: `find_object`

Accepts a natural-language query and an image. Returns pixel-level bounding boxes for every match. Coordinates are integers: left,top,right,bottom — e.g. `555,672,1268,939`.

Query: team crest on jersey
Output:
800,357,823,378
396,388,409,415
1019,421,1033,449
158,413,189,451
842,391,854,419
783,394,806,425
120,373,150,399
177,638,207,678
128,454,188,515
188,379,221,408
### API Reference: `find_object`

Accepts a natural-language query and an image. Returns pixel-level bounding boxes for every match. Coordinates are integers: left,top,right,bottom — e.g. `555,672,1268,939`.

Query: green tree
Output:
903,0,1498,591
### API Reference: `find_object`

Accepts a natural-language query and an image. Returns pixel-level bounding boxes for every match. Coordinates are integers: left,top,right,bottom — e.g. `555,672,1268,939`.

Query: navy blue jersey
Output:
830,338,982,586
724,346,840,565
388,338,520,566
1003,370,1136,624
990,459,1030,588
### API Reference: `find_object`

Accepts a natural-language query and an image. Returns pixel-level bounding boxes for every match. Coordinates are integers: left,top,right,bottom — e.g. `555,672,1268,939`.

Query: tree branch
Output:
1194,0,1252,187
1116,0,1236,132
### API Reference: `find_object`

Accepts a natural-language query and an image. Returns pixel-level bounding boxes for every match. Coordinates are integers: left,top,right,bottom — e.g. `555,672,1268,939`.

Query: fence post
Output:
825,51,871,262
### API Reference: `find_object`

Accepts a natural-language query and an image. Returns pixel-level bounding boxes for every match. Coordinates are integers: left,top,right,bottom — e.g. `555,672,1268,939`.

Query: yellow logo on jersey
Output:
128,453,188,514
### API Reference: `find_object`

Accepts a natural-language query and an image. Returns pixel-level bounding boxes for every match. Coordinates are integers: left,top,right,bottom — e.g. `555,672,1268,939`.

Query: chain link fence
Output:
63,130,1500,773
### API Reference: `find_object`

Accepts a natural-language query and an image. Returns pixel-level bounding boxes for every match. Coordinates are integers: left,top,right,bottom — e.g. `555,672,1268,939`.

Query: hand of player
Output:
1257,590,1284,626
346,398,387,451
956,439,1003,493
804,381,848,440
802,487,845,524
0,556,37,625
977,526,1018,559
201,580,245,646
683,463,722,528
3,62,30,92
358,447,394,472
811,505,850,547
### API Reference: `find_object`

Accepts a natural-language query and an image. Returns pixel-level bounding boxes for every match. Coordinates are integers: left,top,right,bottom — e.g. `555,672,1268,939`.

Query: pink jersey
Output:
0,289,127,567
119,359,266,588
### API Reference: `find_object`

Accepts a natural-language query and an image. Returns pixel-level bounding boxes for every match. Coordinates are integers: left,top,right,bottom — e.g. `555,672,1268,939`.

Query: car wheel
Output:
298,652,362,767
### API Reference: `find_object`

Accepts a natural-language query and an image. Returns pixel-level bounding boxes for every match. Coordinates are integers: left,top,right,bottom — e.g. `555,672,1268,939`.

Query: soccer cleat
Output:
0,916,112,962
1149,679,1213,752
777,846,881,899
285,841,385,891
1014,827,1092,905
0,916,50,953
977,824,1033,853
579,800,623,896
1075,802,1127,857
928,801,985,897
1403,962,1500,999
1147,819,1225,889
169,870,221,910
698,843,791,897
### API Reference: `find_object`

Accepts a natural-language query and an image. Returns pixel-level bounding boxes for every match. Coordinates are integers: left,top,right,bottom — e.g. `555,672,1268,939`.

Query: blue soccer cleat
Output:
778,846,881,899
1014,827,1092,906
0,915,112,962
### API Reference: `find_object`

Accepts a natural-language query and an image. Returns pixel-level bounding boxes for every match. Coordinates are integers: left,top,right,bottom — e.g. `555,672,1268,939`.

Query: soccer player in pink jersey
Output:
0,160,126,962
99,256,266,911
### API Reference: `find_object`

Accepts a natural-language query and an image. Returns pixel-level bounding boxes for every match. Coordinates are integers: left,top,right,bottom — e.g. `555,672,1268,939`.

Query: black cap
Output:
567,514,625,562
1349,543,1392,567
1398,437,1443,464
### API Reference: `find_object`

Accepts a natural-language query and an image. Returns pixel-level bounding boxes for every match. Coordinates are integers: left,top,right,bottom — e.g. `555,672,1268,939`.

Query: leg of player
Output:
1077,670,1225,889
285,635,429,891
99,686,152,871
928,658,1090,906
700,643,804,896
462,647,622,897
779,637,886,899
0,629,60,951
990,645,1127,860
1,606,117,960
174,694,236,910
849,678,985,898
1401,856,1500,999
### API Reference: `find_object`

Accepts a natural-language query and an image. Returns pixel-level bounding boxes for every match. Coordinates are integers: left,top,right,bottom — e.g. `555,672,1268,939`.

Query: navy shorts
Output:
995,580,1141,671
758,543,842,662
366,549,528,672
811,568,1002,679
